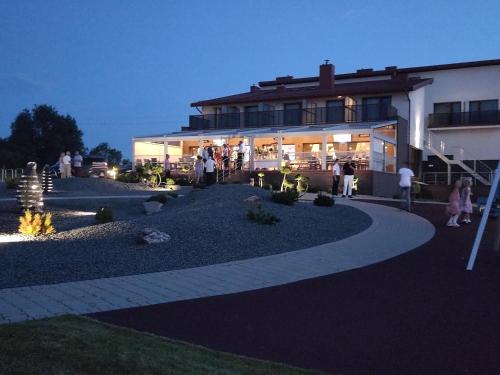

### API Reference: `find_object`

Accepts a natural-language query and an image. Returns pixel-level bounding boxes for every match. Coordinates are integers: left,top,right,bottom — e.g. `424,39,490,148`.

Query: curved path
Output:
0,199,434,324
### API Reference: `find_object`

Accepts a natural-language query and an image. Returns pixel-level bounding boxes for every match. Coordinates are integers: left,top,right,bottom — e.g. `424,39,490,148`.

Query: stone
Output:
143,201,163,215
244,195,261,203
138,228,171,244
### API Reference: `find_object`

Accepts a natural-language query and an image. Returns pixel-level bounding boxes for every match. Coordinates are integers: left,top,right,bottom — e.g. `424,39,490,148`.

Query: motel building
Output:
132,59,500,196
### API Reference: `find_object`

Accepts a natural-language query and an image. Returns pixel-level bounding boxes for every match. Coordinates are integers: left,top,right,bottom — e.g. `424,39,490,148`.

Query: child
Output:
460,178,473,224
194,156,204,184
446,180,462,227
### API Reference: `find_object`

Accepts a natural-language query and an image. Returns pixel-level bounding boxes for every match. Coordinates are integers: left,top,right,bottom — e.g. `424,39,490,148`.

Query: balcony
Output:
428,110,500,128
189,104,398,130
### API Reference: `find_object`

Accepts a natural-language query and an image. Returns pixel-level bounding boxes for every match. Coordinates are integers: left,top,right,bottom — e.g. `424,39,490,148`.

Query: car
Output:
48,155,109,178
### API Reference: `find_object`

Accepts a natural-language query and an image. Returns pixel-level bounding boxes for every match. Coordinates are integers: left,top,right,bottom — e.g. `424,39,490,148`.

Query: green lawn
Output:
0,315,325,375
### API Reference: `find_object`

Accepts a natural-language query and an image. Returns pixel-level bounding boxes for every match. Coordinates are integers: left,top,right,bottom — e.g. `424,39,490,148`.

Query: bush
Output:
247,205,280,225
95,207,113,224
313,192,335,207
5,177,18,189
271,190,299,206
18,210,56,236
308,186,320,193
167,192,178,198
165,178,176,186
146,194,168,204
116,171,140,183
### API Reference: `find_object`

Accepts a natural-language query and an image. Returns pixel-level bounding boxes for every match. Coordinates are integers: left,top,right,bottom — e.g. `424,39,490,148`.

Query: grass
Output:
0,315,324,375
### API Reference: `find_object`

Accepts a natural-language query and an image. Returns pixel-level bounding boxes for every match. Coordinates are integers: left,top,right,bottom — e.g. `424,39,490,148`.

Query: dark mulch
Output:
91,201,500,375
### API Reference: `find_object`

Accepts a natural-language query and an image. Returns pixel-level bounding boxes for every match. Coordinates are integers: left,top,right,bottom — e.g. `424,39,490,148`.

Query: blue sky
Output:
1,0,499,158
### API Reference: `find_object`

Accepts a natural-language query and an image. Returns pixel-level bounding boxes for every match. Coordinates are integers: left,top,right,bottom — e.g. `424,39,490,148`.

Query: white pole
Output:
277,135,283,170
321,133,327,171
467,165,500,270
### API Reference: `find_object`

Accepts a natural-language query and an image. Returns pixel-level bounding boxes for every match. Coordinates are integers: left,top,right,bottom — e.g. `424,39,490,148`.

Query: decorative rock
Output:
143,201,163,215
138,228,171,244
244,195,261,203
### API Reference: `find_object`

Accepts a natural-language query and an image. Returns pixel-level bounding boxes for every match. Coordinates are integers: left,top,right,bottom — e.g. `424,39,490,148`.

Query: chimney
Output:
276,84,287,93
319,60,335,89
250,85,260,93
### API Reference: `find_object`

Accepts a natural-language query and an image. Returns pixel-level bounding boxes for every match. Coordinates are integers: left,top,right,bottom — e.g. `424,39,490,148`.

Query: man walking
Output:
205,156,216,185
62,151,72,178
398,162,415,212
73,151,83,177
331,158,340,196
342,157,356,198
236,140,245,170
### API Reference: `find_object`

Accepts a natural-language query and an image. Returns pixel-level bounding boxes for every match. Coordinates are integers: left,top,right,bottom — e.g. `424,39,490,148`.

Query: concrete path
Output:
0,199,435,324
0,195,161,202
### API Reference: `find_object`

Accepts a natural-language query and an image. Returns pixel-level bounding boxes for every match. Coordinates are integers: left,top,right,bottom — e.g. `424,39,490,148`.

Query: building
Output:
133,59,500,195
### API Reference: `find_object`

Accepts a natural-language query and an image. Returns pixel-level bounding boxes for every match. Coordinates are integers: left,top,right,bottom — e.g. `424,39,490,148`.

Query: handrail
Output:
1,168,24,182
429,110,500,128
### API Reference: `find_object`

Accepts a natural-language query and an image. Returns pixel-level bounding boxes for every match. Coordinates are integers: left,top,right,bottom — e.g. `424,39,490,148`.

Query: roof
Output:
191,78,433,107
134,121,397,140
258,58,500,86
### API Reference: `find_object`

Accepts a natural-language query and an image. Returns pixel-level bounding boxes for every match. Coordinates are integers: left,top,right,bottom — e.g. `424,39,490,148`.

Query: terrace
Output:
189,103,398,131
428,110,500,128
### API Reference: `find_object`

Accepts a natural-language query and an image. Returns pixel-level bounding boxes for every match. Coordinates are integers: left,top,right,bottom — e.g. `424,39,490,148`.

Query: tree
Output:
5,105,84,168
89,142,122,167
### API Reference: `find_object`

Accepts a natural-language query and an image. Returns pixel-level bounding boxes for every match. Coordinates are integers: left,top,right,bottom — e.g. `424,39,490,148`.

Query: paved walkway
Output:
0,199,435,324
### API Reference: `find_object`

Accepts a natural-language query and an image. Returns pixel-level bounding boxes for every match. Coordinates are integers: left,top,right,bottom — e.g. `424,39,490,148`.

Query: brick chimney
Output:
250,85,260,93
319,60,335,89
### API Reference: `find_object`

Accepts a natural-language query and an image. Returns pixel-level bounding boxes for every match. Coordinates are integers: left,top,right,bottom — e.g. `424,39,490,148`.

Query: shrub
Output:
5,177,19,189
19,210,55,236
116,171,140,183
95,207,113,224
146,194,168,204
271,190,299,206
167,192,178,198
247,205,280,225
309,186,320,193
313,192,335,207
165,178,176,186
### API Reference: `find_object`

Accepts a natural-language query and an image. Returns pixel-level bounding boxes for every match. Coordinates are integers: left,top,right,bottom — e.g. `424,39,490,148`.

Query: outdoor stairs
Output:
424,132,491,186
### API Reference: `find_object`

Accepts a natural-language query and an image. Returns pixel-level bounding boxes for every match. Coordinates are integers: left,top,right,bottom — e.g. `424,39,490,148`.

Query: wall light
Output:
333,133,352,143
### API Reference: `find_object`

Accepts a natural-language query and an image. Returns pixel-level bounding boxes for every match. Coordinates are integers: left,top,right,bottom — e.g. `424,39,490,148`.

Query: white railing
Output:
422,171,495,186
1,168,24,182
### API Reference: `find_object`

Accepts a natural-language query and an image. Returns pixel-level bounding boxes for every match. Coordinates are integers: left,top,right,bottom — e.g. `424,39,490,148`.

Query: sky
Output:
1,0,499,159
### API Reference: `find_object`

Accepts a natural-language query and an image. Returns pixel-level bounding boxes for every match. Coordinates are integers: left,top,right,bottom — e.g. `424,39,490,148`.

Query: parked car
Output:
48,155,109,178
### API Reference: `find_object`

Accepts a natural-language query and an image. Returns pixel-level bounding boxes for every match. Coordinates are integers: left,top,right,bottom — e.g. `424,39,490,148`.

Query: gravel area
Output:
0,185,372,288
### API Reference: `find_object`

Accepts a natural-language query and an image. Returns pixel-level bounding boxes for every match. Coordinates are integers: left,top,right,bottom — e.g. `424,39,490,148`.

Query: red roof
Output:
191,77,433,107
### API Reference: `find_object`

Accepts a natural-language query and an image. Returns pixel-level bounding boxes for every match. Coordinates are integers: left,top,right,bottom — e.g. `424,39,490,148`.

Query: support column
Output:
369,132,374,170
248,137,255,172
163,140,169,158
447,164,452,185
321,133,328,171
277,135,283,170
198,139,203,156
132,140,136,170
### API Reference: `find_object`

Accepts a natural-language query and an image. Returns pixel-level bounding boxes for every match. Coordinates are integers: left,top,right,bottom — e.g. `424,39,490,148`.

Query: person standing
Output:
58,152,65,178
398,162,415,212
446,180,462,227
236,140,245,170
164,154,171,177
62,151,72,178
331,158,340,196
222,144,230,170
72,151,83,177
460,178,473,223
205,156,216,185
194,156,204,184
342,157,356,198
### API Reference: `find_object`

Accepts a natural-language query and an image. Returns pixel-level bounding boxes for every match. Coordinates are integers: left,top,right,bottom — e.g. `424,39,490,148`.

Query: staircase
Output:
424,131,492,186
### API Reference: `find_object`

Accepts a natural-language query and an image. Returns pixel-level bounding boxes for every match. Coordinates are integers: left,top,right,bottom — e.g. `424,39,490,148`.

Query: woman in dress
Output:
446,180,462,227
460,178,473,224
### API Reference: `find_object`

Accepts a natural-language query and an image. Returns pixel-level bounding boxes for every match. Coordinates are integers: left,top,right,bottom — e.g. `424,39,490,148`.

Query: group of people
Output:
197,141,246,171
58,151,83,178
446,178,473,227
331,157,357,198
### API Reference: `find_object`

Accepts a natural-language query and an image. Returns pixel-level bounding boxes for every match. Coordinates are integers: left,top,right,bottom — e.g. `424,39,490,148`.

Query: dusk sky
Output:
1,0,499,159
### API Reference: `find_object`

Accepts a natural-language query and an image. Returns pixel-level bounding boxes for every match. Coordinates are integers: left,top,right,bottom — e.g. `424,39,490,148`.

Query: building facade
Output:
132,59,500,192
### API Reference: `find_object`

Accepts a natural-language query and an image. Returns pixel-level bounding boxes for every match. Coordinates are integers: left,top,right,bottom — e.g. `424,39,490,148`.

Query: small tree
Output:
257,172,265,188
143,162,163,188
280,165,292,191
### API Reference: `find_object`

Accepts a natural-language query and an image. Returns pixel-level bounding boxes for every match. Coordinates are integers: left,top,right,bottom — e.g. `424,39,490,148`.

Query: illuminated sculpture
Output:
16,162,44,211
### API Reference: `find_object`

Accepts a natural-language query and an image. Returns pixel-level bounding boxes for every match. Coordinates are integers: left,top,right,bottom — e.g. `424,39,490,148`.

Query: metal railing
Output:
189,104,398,130
1,168,24,182
429,110,500,128
422,171,495,186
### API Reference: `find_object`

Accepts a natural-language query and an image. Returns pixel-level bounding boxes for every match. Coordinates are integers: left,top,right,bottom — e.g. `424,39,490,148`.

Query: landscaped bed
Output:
0,184,372,288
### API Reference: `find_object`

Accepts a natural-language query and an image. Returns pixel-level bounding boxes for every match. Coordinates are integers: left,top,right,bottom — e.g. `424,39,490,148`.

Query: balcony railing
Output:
189,104,398,130
428,110,500,128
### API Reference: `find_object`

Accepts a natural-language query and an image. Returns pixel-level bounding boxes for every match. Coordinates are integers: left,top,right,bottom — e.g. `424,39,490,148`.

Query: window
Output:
284,103,302,125
469,100,498,123
326,100,344,123
433,102,461,125
362,96,392,121
244,105,259,127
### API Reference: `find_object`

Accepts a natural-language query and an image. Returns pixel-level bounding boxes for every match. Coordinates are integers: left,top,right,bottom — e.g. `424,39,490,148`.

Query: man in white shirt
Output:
398,162,415,211
62,151,72,178
205,156,216,185
331,159,340,196
72,151,83,177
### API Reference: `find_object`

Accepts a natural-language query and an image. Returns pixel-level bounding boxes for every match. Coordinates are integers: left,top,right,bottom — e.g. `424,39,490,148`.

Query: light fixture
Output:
333,134,351,143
